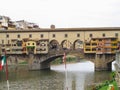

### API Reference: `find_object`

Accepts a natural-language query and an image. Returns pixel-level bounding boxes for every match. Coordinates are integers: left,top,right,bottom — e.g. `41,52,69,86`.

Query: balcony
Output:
91,45,97,48
104,46,112,48
111,41,118,43
11,46,22,49
104,43,111,48
84,50,95,53
85,47,91,49
104,40,111,43
96,52,104,54
36,51,48,54
7,51,23,54
111,46,117,48
105,52,112,54
91,40,98,43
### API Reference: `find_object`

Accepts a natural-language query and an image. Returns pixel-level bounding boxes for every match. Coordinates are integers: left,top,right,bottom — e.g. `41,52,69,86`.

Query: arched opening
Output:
51,58,94,71
112,61,116,71
73,39,84,54
107,60,116,71
49,40,59,50
73,39,83,50
61,40,72,50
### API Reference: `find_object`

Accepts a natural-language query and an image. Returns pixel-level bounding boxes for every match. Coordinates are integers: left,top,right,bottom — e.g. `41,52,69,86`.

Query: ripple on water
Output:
0,61,112,90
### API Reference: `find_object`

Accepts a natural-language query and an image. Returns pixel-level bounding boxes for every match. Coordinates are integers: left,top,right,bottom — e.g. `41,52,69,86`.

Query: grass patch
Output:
19,61,28,65
94,72,118,90
51,57,76,65
96,80,118,90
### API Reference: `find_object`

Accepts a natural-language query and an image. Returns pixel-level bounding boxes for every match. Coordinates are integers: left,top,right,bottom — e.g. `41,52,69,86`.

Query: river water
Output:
0,61,115,90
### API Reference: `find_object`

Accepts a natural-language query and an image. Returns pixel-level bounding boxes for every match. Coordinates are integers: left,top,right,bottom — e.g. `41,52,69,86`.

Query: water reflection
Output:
0,61,113,90
0,70,65,90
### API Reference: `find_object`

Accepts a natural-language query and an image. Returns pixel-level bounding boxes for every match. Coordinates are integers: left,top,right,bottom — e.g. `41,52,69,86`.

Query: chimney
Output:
50,24,55,29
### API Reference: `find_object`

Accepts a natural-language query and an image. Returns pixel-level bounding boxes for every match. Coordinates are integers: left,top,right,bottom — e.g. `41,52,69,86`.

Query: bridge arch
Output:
73,39,84,50
49,39,59,50
61,40,72,50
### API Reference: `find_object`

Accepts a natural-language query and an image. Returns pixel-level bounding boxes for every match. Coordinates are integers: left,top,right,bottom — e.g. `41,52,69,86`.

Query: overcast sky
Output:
0,0,120,28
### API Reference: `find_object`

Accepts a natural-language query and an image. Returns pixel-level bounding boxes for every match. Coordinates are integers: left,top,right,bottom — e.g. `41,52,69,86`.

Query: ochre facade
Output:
0,27,120,54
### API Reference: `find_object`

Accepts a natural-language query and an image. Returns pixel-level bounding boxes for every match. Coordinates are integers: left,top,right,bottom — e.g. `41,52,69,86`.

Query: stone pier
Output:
95,54,112,71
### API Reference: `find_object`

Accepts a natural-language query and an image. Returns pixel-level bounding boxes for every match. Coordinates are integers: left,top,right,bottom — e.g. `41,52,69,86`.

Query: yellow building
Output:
26,40,36,54
84,37,118,54
0,27,120,55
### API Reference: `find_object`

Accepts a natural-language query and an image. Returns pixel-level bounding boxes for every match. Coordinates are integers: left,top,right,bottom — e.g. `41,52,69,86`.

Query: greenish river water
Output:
0,61,114,90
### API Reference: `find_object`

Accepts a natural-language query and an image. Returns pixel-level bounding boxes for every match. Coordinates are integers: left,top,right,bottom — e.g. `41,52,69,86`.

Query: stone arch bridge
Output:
6,48,115,71
0,28,118,71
